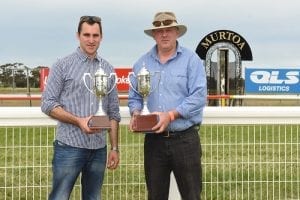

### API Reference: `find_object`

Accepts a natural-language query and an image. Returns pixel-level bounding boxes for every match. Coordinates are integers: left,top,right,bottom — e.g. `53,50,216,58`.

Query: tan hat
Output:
144,11,187,37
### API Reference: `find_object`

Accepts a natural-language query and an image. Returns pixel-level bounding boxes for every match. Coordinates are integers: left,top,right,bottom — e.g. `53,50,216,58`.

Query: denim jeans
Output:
49,140,107,200
144,128,202,200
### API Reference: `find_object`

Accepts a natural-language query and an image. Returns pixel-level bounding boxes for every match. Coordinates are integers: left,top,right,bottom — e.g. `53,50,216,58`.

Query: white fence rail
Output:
2,106,300,126
0,107,299,199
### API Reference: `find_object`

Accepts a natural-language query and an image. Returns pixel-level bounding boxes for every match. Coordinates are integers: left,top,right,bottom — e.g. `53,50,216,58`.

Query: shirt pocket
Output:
166,70,188,92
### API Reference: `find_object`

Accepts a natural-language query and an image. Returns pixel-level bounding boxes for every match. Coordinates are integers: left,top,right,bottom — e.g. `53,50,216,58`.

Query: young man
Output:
41,16,120,200
128,11,207,200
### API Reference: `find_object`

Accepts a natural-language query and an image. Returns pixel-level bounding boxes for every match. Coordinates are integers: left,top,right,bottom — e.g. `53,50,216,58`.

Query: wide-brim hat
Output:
144,11,187,38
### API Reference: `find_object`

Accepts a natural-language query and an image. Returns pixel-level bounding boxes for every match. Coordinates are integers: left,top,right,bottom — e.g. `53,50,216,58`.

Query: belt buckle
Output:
163,131,170,138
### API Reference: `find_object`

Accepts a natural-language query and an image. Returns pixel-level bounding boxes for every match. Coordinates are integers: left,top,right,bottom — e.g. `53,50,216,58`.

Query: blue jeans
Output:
144,127,202,200
49,140,107,200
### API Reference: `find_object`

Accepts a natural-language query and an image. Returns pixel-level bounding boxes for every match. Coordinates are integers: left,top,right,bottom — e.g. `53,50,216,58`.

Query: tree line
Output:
0,63,43,88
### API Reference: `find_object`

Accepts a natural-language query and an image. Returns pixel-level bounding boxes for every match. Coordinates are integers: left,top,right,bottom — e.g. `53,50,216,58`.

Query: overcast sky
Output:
1,0,299,69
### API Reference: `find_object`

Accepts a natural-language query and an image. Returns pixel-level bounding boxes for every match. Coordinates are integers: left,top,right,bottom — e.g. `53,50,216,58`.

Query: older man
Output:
128,11,207,200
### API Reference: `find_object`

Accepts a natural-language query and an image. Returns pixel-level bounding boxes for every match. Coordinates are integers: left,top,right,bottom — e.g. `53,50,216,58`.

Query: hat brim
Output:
144,24,187,38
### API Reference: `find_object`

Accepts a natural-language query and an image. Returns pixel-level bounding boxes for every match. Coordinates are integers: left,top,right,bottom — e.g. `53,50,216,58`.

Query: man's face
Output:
77,22,102,58
152,27,179,52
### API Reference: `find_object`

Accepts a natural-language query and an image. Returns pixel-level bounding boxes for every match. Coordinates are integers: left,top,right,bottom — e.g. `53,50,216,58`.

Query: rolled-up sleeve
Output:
41,62,64,115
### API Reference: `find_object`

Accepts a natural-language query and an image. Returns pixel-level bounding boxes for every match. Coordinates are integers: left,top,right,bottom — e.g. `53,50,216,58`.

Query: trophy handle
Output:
128,72,140,95
82,73,94,94
107,73,117,94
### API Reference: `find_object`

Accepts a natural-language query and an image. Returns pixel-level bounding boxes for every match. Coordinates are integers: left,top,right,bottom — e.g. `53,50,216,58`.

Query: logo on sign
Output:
115,68,131,91
245,68,300,93
250,71,299,84
39,67,49,92
117,76,129,84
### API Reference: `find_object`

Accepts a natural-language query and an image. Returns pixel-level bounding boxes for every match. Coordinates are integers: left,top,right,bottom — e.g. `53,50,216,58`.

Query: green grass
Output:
0,124,299,200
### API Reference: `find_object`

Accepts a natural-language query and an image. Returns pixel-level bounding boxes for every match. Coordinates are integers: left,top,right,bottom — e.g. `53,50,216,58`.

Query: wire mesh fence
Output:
0,123,299,200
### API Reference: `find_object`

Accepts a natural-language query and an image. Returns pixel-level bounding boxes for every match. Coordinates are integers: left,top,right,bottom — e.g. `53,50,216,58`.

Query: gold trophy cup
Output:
128,64,160,132
83,67,117,129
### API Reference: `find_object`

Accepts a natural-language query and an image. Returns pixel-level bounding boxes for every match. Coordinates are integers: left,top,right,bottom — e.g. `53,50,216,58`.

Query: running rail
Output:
1,106,300,126
1,94,300,100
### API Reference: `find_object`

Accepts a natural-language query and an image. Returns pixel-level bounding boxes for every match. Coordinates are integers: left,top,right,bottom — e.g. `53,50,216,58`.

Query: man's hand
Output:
107,150,119,170
77,116,101,134
129,110,141,132
151,112,171,133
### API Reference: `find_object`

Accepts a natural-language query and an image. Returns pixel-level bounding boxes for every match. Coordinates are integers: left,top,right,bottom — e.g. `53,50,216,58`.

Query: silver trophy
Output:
83,67,117,129
128,63,160,132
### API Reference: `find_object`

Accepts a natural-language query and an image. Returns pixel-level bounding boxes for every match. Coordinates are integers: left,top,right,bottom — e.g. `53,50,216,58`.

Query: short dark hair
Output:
77,16,102,34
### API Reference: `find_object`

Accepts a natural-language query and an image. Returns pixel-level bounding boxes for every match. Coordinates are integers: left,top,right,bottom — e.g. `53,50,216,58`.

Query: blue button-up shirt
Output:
128,43,207,132
41,48,121,149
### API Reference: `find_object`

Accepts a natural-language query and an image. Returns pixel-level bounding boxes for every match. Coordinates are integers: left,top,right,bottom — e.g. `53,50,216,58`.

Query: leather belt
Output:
148,124,199,138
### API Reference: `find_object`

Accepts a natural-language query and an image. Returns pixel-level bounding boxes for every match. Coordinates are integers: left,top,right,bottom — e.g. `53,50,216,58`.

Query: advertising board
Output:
245,67,300,93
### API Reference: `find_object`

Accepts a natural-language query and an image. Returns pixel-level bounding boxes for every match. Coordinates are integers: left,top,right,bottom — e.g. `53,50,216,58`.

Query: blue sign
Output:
245,68,300,94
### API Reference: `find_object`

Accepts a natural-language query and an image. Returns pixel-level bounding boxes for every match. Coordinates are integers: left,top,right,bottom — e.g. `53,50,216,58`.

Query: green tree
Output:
30,67,41,88
0,63,23,88
15,69,27,87
0,63,47,89
0,63,12,87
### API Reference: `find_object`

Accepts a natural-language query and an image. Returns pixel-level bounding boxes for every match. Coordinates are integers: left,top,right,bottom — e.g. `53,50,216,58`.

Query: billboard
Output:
245,67,300,94
39,67,49,92
114,68,131,92
39,67,132,92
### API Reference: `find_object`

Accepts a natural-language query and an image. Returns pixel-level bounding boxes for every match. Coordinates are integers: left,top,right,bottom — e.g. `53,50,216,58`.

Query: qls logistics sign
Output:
245,68,300,94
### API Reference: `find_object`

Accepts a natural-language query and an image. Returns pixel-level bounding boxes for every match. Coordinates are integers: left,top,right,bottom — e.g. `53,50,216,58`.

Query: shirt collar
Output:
76,47,100,62
150,41,182,61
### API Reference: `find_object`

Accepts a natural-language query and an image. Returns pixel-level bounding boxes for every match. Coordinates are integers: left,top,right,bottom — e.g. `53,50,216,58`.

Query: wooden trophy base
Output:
132,114,159,132
88,115,111,129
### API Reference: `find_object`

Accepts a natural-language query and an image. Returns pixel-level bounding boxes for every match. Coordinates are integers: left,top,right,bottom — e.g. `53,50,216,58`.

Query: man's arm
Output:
107,119,119,170
108,119,119,150
49,106,96,134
